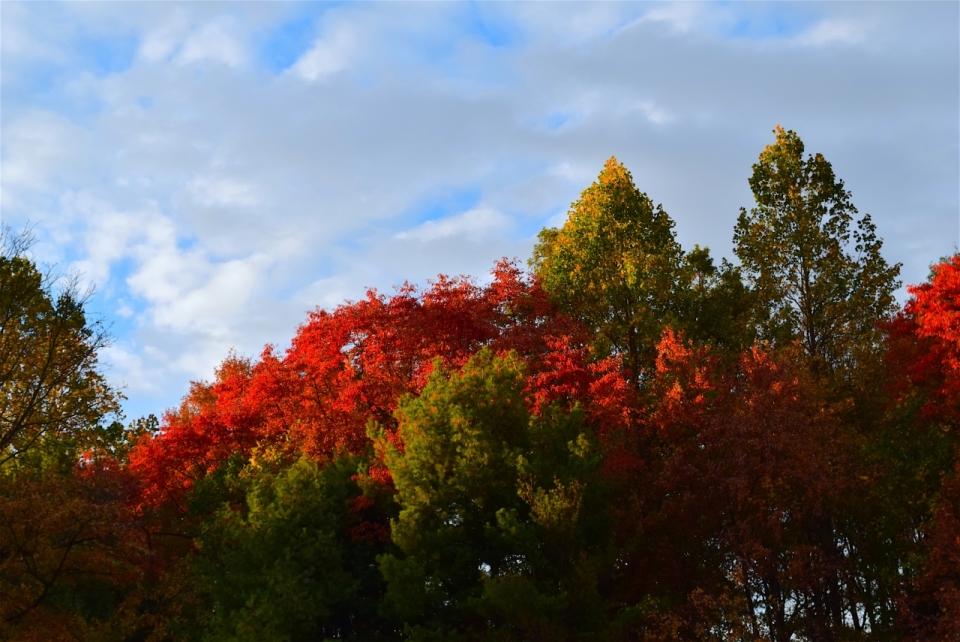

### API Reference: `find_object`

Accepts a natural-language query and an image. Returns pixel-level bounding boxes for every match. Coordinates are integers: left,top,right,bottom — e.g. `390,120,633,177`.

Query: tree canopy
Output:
733,126,901,377
3,130,958,641
0,227,119,468
531,157,685,388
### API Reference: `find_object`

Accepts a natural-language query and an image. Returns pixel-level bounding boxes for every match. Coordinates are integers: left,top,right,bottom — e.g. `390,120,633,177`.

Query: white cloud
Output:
101,343,161,394
295,275,358,310
124,221,203,314
112,208,273,336
139,12,190,63
0,3,65,62
290,27,355,81
175,19,246,68
139,14,247,67
638,3,704,35
396,207,513,243
797,18,868,47
0,111,91,193
634,100,675,125
187,177,259,208
149,254,271,333
549,162,596,185
60,192,161,287
506,3,637,43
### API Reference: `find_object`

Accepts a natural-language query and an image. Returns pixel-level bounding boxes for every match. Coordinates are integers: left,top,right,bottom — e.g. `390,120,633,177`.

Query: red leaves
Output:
910,255,960,426
127,260,626,514
614,332,858,636
912,256,960,351
128,355,265,511
885,256,960,428
890,256,960,637
524,336,630,428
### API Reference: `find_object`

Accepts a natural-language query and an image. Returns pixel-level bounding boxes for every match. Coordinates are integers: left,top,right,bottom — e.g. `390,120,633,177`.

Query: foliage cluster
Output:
2,128,958,641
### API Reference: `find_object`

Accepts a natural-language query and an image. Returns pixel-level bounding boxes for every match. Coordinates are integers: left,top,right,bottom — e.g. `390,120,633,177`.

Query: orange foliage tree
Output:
128,260,632,522
614,332,865,640
889,255,960,638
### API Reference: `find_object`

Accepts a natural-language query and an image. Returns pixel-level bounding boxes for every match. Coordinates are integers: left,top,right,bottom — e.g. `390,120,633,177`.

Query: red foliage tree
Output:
127,260,632,519
884,256,960,428
889,256,960,638
616,332,863,640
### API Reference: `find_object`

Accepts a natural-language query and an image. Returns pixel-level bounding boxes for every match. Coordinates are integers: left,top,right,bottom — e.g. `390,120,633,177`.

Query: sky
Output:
2,1,958,422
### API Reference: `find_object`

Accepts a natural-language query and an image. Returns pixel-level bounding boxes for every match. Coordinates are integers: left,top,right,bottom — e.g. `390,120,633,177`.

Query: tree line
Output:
1,127,958,640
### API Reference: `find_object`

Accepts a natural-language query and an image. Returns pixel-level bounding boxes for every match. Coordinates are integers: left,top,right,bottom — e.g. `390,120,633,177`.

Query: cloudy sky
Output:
2,1,957,421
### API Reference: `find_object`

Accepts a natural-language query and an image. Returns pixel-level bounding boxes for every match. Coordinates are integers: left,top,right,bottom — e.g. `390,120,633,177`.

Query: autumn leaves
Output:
2,128,958,639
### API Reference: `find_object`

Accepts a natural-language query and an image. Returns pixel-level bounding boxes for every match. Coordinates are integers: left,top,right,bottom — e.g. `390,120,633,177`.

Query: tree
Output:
0,226,119,466
0,226,145,638
901,254,960,426
376,348,613,640
618,332,866,641
887,255,960,638
679,245,756,356
531,158,685,389
186,453,387,641
733,126,901,377
0,461,145,640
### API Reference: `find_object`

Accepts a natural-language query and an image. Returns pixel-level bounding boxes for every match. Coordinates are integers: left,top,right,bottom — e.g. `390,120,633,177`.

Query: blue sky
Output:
2,1,957,422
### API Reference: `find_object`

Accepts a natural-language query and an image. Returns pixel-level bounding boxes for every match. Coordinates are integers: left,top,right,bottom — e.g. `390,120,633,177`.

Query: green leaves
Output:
531,158,684,388
377,349,532,629
734,126,901,376
0,228,120,469
189,454,372,641
377,348,611,639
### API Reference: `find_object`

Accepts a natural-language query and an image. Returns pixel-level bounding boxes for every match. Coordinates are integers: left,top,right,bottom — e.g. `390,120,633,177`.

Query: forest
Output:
1,126,958,641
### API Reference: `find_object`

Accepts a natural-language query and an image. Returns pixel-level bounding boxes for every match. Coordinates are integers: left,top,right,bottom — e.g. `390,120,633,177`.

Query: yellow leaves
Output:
518,473,584,536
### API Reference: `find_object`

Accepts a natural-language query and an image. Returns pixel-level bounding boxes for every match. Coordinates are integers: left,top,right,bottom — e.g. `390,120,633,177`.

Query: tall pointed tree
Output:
531,157,684,388
733,126,901,377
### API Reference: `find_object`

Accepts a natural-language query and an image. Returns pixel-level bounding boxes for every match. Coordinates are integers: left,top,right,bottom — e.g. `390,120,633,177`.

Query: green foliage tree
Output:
185,452,387,641
376,348,611,640
680,244,756,355
531,158,685,388
733,126,901,377
733,127,908,637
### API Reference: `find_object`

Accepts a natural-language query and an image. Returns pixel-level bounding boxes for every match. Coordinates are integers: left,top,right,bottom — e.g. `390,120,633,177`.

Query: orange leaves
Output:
0,463,146,637
912,256,960,350
910,255,960,425
126,260,624,515
615,331,857,637
885,255,960,428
